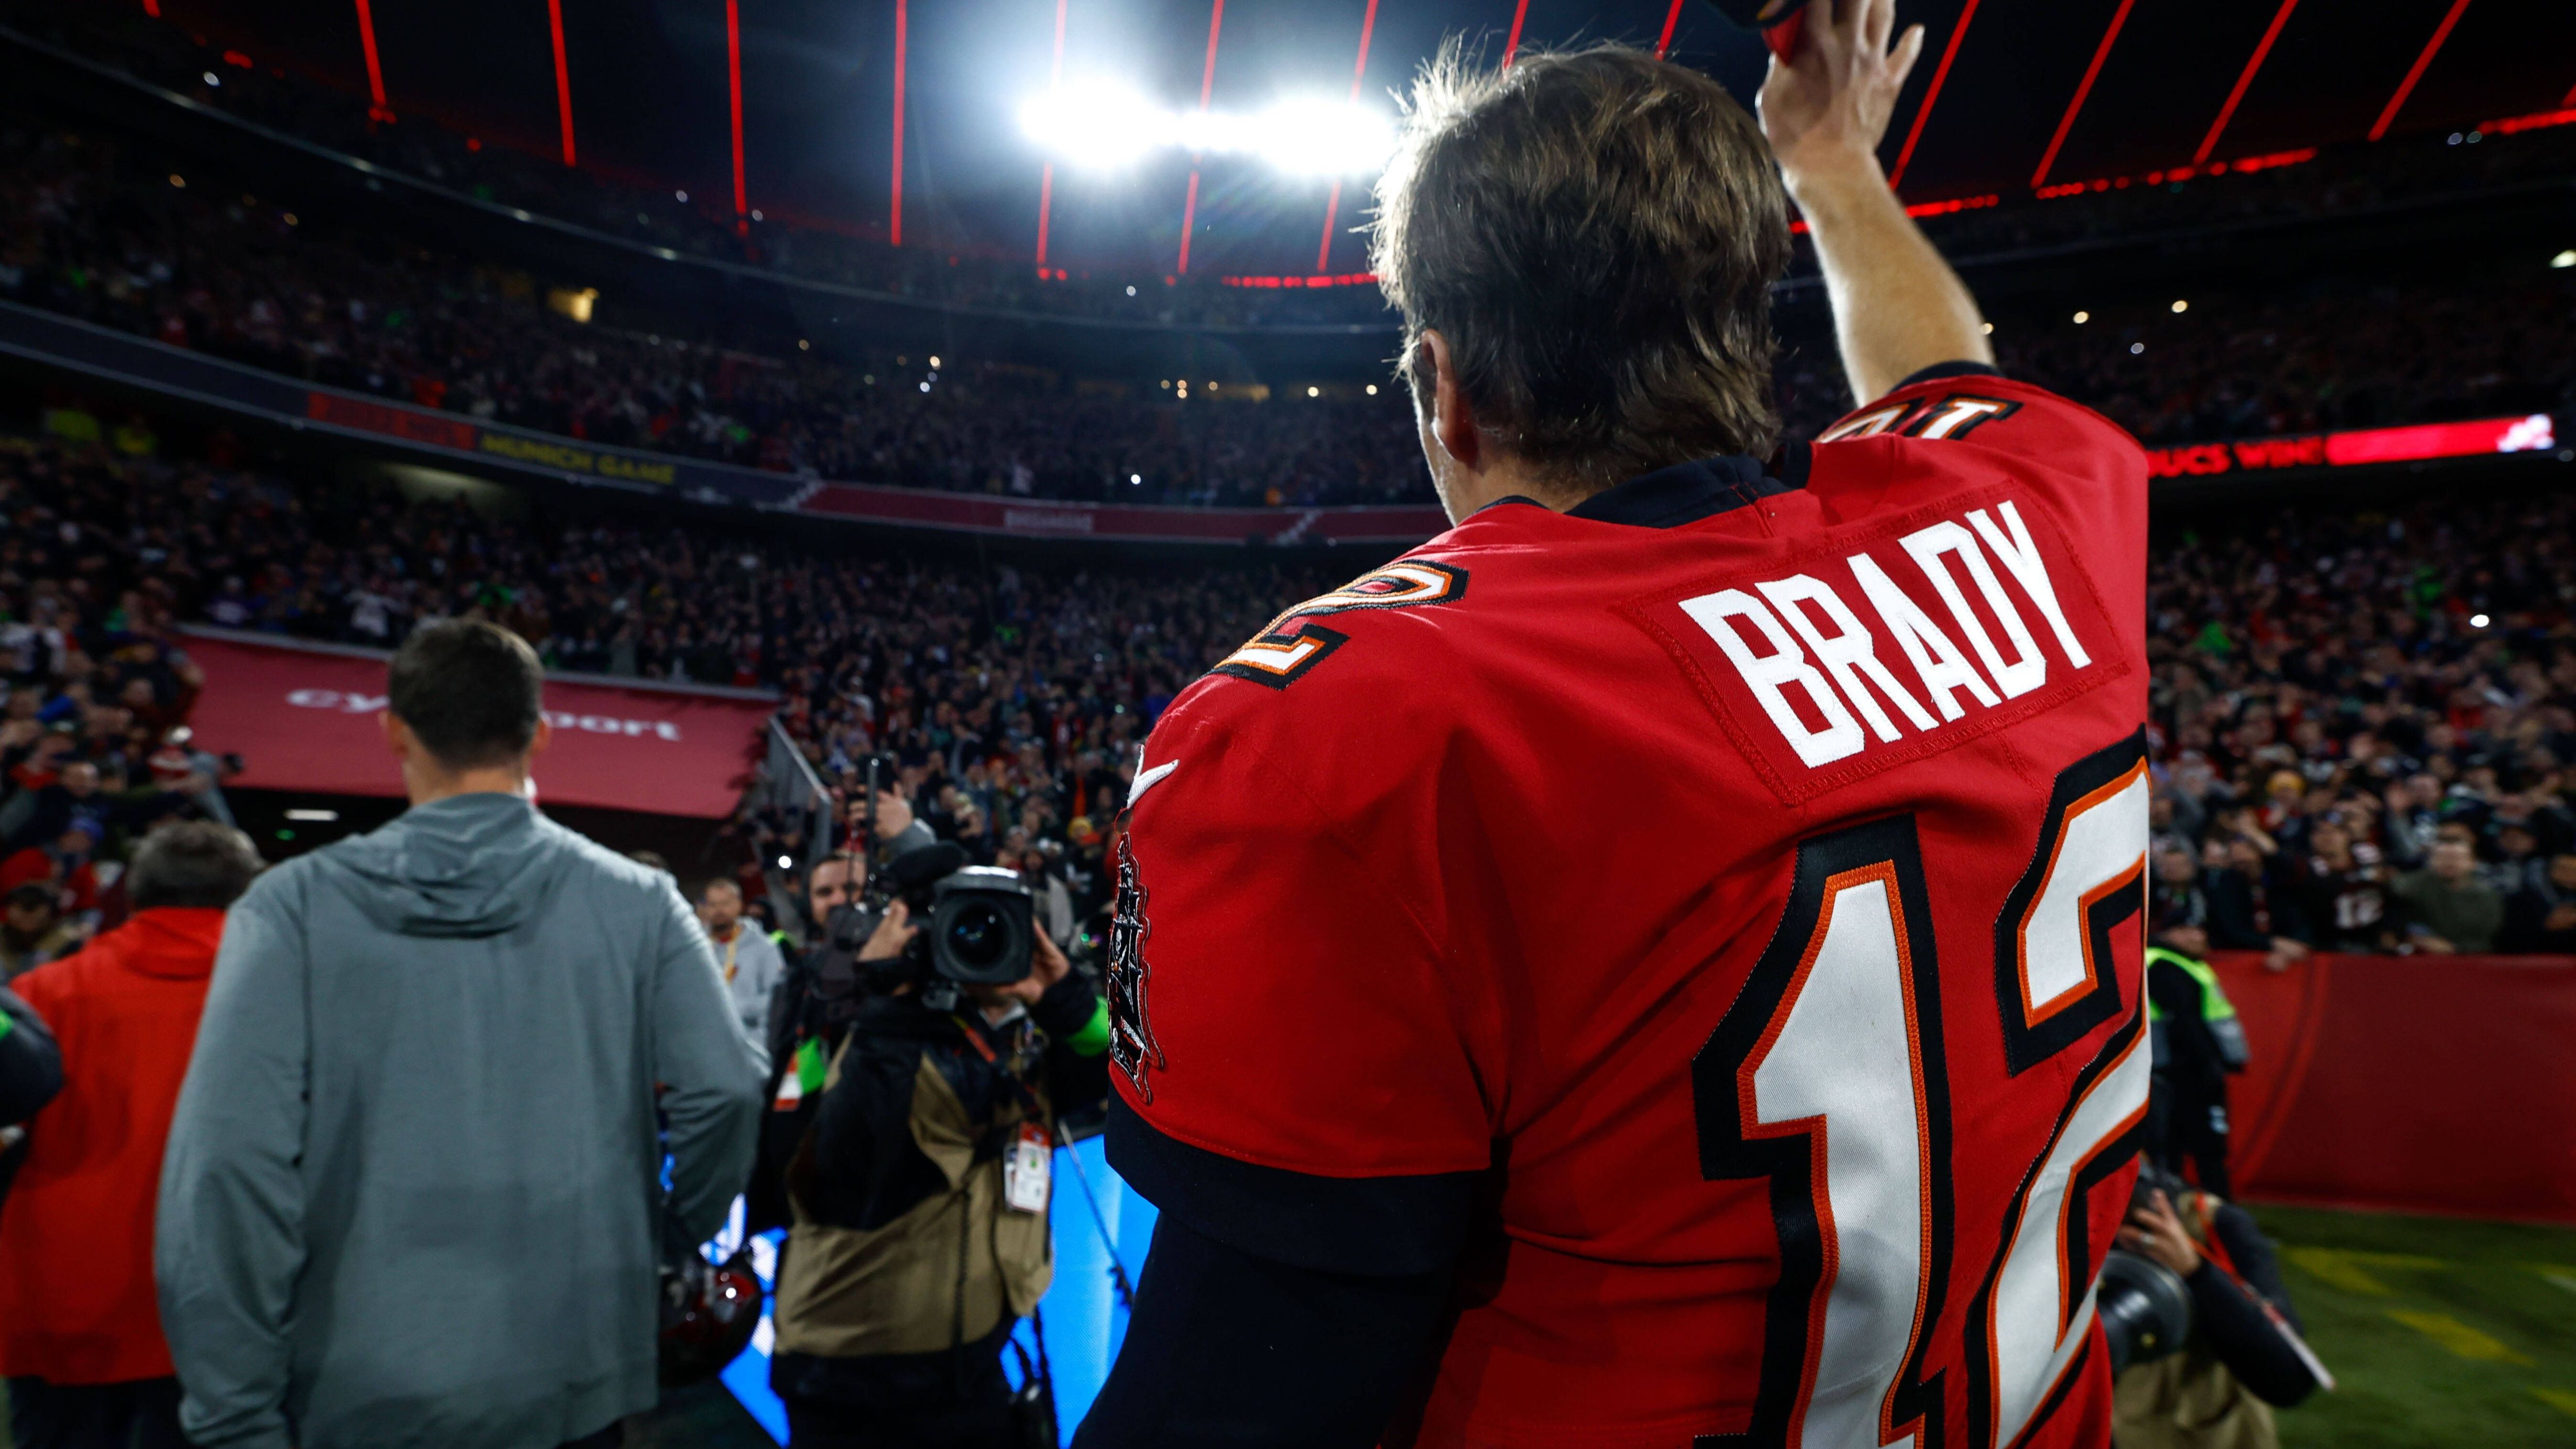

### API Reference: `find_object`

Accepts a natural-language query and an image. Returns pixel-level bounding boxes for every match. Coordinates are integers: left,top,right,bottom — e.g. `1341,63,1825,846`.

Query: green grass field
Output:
1,1204,2565,1448
2258,1202,2576,1448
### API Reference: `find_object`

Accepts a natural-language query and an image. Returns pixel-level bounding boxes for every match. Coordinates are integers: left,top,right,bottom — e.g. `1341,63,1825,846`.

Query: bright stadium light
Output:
1019,85,1396,175
1251,97,1396,175
1019,81,1170,170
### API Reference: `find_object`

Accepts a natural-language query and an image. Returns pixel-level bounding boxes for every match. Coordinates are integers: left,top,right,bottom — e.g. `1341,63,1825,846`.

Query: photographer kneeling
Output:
770,844,1112,1448
2106,1166,2329,1449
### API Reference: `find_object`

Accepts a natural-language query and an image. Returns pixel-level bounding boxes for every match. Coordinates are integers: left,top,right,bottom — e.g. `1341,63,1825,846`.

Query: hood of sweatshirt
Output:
321,792,557,938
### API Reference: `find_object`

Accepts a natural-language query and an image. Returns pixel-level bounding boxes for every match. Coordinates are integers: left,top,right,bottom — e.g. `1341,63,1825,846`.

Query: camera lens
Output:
2095,1250,2195,1373
945,902,1011,971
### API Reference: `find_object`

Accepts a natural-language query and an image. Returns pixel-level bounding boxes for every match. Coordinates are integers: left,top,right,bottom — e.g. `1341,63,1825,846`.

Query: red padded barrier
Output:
2209,951,2576,1225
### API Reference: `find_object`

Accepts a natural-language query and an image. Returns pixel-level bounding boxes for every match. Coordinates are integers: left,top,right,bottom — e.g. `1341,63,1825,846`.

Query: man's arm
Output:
155,883,310,1449
649,881,768,1244
1759,0,1991,404
0,984,62,1127
1074,1209,1455,1449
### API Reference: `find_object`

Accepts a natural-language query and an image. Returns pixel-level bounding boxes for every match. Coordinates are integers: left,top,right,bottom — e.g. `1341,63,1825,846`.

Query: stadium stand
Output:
0,125,1428,507
9,114,2573,510
1,416,2567,954
0,427,1357,925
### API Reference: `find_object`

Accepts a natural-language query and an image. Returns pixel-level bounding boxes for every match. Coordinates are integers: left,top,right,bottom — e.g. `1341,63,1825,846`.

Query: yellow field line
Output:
2385,1310,2533,1366
2286,1248,2443,1296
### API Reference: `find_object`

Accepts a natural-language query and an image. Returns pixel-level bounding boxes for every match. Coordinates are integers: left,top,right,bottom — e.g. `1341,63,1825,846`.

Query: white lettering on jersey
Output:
1967,503,2091,669
1679,589,1866,768
1680,497,2095,771
1845,554,2001,722
1756,575,1938,744
1913,396,2012,439
1900,521,2049,699
1815,400,1913,444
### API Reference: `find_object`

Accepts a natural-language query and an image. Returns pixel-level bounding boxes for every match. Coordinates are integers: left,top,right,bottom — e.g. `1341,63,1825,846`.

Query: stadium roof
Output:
142,0,2576,278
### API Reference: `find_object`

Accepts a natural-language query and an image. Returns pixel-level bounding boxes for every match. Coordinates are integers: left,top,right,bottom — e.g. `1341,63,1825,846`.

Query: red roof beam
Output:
2370,0,2475,142
2031,0,2137,190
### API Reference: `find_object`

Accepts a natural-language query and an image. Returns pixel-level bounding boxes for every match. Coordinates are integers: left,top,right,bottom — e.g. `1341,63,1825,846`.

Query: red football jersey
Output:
1110,370,2151,1449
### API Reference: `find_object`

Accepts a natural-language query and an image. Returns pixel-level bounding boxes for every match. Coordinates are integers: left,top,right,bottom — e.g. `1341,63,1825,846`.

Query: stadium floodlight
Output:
1251,97,1397,175
1019,85,1396,175
1019,81,1171,170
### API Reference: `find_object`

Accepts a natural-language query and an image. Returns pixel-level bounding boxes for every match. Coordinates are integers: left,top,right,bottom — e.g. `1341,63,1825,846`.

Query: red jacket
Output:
0,907,226,1383
0,846,99,914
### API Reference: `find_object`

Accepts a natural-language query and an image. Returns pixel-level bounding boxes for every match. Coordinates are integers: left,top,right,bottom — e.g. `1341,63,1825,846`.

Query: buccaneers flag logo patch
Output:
1106,832,1166,1100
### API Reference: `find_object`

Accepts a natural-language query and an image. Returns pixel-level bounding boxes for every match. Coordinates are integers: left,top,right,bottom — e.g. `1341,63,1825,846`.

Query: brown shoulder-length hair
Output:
1369,42,1791,490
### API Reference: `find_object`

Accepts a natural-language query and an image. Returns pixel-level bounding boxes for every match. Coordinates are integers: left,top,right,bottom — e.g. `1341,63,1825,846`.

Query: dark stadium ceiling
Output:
142,0,2576,279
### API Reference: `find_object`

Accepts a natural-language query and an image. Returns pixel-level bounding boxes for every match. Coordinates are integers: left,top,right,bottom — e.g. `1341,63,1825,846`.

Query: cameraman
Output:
2111,1168,2326,1447
745,790,938,1235
767,864,1110,1448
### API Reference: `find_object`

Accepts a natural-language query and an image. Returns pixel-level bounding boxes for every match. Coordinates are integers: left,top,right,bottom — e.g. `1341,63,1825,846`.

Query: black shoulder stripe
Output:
1106,1097,1482,1277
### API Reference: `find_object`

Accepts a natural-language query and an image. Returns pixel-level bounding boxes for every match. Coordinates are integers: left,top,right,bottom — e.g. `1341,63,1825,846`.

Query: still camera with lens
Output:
811,839,1036,1014
2095,1161,2199,1373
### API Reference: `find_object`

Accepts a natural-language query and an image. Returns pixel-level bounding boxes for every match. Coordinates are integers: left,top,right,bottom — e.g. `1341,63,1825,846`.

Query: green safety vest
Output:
2144,947,2238,1025
2145,946,2249,1070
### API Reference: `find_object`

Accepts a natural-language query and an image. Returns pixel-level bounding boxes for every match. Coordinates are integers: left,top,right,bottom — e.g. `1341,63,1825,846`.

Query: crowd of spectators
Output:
11,111,2573,519
0,427,1357,945
2143,490,2576,957
0,124,1429,507
1988,272,2573,448
7,412,2575,956
1769,266,2576,446
0,446,240,984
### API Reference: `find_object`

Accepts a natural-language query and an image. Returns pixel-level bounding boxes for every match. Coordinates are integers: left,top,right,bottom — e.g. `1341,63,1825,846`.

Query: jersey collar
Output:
1561,447,1810,529
1473,447,1812,529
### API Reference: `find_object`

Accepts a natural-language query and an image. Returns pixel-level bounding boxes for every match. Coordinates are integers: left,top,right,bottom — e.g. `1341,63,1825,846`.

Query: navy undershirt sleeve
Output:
1104,1096,1483,1274
1071,1212,1455,1449
1074,1099,1479,1446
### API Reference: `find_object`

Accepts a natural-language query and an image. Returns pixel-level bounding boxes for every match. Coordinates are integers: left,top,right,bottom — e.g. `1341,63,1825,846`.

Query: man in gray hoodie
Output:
156,620,767,1449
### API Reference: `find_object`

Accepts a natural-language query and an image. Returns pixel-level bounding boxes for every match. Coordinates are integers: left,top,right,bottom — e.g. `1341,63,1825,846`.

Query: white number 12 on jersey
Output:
1691,733,2151,1449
